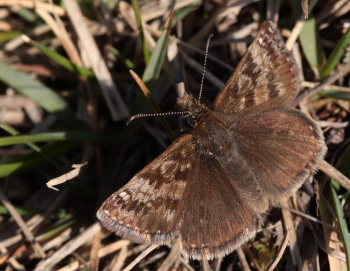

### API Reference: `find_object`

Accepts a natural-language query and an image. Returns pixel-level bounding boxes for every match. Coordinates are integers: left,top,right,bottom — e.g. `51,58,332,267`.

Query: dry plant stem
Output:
280,205,337,231
129,70,152,98
158,238,182,271
110,245,128,271
34,223,101,271
63,0,129,120
56,261,79,271
141,0,199,22
0,0,65,15
302,0,309,18
0,189,45,258
267,229,290,271
318,160,350,191
34,5,82,66
302,81,350,91
98,240,130,258
285,0,318,50
179,257,195,271
122,244,158,271
295,64,350,105
280,198,303,270
90,230,102,271
46,162,88,191
55,240,130,271
237,247,252,271
214,257,223,271
266,0,280,23
202,258,212,271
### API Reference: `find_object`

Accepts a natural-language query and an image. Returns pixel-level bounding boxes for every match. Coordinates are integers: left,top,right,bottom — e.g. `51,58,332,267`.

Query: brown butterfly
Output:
97,21,326,260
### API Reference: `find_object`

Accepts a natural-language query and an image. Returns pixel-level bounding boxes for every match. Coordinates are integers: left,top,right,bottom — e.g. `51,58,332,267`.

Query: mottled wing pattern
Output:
97,134,195,245
214,21,300,113
179,154,262,260
231,108,326,206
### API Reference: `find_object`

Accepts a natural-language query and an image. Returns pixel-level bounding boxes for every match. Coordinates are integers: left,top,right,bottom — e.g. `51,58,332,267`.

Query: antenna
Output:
127,111,190,125
198,34,214,102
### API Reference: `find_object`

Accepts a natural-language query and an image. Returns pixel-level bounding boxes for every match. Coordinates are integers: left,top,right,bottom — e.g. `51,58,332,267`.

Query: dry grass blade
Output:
202,258,212,271
129,70,152,98
302,0,309,19
281,198,302,269
157,238,181,271
122,244,158,271
285,0,318,50
110,245,128,271
295,64,350,105
0,189,45,258
46,162,88,191
318,160,350,191
267,229,290,271
34,223,101,271
237,247,251,271
90,230,102,271
0,0,65,16
63,0,129,120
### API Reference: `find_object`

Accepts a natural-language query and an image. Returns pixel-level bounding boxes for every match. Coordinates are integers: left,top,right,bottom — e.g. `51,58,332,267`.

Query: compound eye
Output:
186,116,196,128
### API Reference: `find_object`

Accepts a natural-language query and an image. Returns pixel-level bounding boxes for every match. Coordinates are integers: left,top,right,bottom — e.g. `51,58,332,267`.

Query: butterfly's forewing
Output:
230,107,326,206
213,21,300,113
97,135,195,245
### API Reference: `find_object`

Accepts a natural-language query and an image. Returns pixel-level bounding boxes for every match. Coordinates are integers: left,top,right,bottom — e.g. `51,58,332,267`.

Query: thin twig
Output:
267,229,290,271
237,247,251,271
0,189,45,258
122,245,158,271
318,159,350,191
63,0,129,120
295,64,350,105
34,223,101,271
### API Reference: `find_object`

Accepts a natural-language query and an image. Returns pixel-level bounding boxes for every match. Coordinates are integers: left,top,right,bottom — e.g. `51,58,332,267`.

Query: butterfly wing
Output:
213,21,300,113
178,153,263,260
98,132,264,259
97,134,195,245
230,107,326,206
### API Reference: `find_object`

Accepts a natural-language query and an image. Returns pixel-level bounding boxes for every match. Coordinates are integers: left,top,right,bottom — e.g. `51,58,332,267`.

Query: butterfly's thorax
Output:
178,93,239,160
193,114,238,160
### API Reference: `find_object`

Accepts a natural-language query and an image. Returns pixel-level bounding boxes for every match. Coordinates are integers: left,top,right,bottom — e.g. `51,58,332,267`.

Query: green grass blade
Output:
142,15,172,84
15,8,39,23
299,17,327,77
131,0,152,63
330,182,350,270
317,90,350,101
0,132,115,147
0,142,78,178
0,122,41,152
110,46,136,69
30,40,94,78
0,31,22,42
172,0,200,28
320,27,350,80
0,62,73,118
0,205,41,216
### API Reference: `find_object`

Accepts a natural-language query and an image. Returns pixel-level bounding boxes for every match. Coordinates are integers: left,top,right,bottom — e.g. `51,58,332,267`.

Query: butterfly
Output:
97,21,326,260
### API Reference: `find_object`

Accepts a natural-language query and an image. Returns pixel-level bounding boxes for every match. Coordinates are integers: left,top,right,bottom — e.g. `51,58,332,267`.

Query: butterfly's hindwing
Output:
179,154,262,260
231,108,326,206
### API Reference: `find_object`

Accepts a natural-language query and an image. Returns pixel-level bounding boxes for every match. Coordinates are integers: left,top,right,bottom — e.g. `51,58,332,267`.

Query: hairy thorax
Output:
178,93,239,161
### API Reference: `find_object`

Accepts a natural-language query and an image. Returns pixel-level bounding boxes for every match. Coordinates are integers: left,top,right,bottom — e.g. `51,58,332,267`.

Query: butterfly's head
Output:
177,92,208,128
